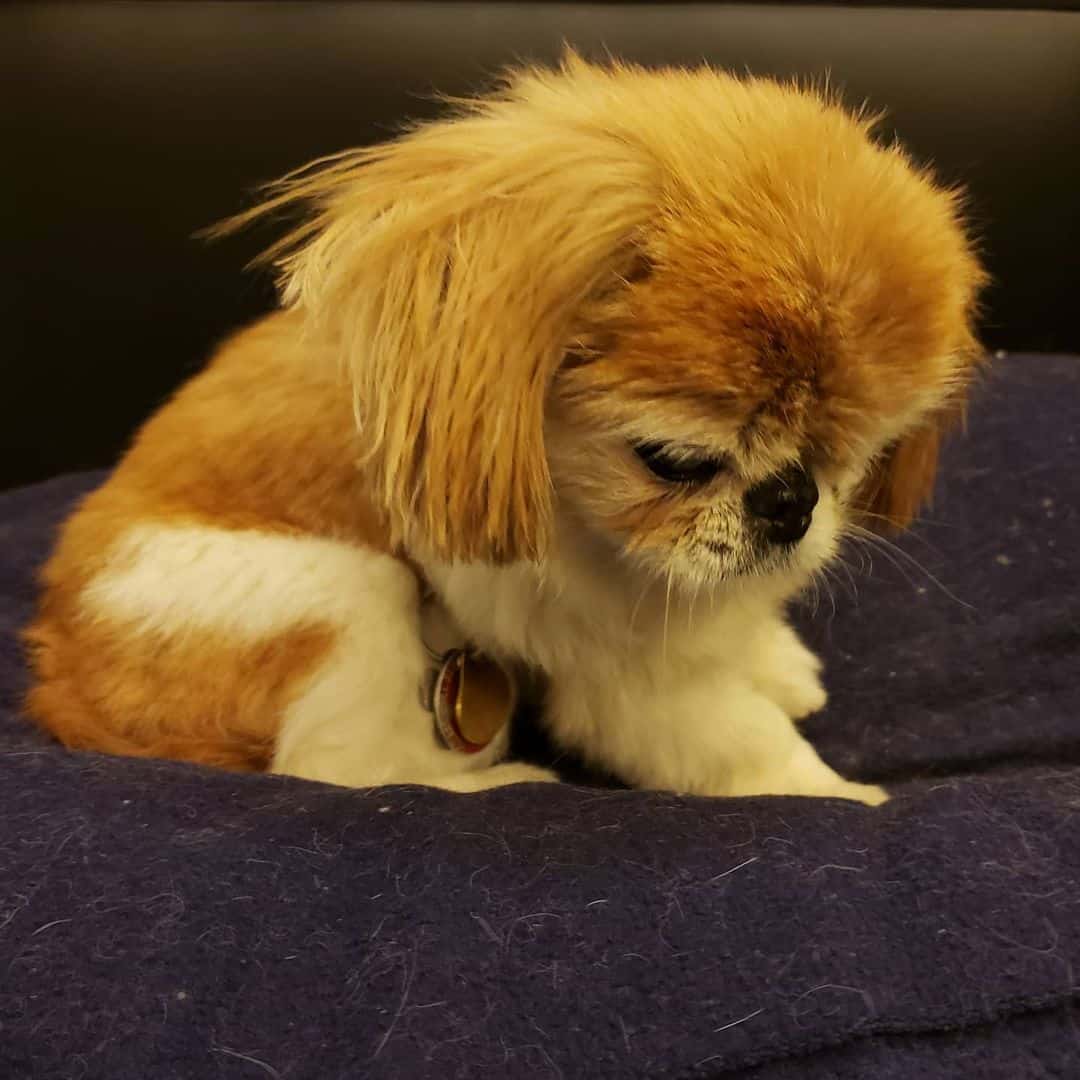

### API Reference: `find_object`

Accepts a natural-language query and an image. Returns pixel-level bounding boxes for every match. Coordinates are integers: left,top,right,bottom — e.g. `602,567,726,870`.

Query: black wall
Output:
4,2,1079,490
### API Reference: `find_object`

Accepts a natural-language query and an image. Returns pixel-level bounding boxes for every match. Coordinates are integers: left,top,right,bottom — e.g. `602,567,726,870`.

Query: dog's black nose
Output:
745,465,819,544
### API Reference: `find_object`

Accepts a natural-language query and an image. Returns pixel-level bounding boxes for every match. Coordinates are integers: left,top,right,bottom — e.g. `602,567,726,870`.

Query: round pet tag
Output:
430,649,516,753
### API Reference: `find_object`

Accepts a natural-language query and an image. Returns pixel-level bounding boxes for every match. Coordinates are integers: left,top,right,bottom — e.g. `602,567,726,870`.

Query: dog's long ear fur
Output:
853,386,976,530
854,419,945,530
217,56,657,562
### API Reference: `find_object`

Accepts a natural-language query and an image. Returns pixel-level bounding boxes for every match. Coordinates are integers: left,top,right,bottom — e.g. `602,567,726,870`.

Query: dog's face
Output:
238,55,985,581
544,152,983,591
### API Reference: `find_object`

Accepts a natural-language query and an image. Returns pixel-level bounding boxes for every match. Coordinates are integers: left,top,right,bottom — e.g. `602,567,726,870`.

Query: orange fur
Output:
24,313,382,765
25,54,985,772
26,617,332,771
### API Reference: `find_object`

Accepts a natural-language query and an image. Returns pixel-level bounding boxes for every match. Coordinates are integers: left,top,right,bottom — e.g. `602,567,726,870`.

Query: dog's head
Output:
232,54,985,591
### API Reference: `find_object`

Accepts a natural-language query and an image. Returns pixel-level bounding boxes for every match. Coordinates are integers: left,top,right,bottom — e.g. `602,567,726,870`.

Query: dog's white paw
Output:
724,766,889,805
431,762,560,793
750,623,828,720
824,779,890,806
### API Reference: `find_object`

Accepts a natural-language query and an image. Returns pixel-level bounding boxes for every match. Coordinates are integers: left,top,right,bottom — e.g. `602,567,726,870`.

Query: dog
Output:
24,55,985,800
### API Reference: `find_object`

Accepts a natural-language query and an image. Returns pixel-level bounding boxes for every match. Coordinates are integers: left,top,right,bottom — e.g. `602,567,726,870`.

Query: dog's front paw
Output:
750,623,827,720
820,778,889,806
728,768,888,806
768,667,828,721
432,762,560,793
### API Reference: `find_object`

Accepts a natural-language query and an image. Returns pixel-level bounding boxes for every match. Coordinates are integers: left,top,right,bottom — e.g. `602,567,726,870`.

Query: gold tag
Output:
430,649,515,754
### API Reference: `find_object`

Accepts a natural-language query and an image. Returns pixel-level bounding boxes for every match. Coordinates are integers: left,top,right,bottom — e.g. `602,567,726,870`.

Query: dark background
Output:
4,1,1079,491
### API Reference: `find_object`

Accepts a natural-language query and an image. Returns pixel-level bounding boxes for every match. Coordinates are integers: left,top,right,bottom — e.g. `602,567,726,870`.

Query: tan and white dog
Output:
25,56,985,801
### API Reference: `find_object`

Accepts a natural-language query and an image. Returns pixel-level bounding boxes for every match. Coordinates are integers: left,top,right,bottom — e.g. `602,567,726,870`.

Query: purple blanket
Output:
2,355,1078,1079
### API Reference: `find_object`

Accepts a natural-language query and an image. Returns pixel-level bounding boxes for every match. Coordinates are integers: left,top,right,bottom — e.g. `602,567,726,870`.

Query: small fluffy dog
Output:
25,56,985,801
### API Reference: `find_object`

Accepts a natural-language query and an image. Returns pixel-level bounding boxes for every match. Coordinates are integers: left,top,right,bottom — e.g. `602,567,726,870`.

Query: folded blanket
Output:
1,355,1077,1079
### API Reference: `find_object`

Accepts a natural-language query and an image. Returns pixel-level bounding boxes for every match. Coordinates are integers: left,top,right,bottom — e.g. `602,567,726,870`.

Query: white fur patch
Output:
84,524,417,639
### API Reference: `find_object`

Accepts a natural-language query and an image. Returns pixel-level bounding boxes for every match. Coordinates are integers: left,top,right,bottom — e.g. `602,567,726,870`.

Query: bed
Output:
2,354,1078,1077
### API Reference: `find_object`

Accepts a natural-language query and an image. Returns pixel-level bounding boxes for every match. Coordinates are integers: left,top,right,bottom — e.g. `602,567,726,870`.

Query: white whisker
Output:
844,525,974,611
662,565,674,667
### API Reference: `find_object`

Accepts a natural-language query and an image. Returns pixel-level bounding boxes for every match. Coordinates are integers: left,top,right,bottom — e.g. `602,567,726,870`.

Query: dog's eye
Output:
633,442,728,485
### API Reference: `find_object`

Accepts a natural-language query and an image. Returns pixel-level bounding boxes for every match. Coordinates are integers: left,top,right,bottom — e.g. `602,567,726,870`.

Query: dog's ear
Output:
224,60,655,562
853,420,944,530
852,309,985,531
853,388,976,530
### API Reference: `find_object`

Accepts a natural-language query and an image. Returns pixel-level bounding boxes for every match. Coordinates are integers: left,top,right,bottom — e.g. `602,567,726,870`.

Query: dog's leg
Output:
743,615,828,721
672,681,886,803
550,665,885,804
274,602,557,791
81,523,553,790
272,549,557,791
